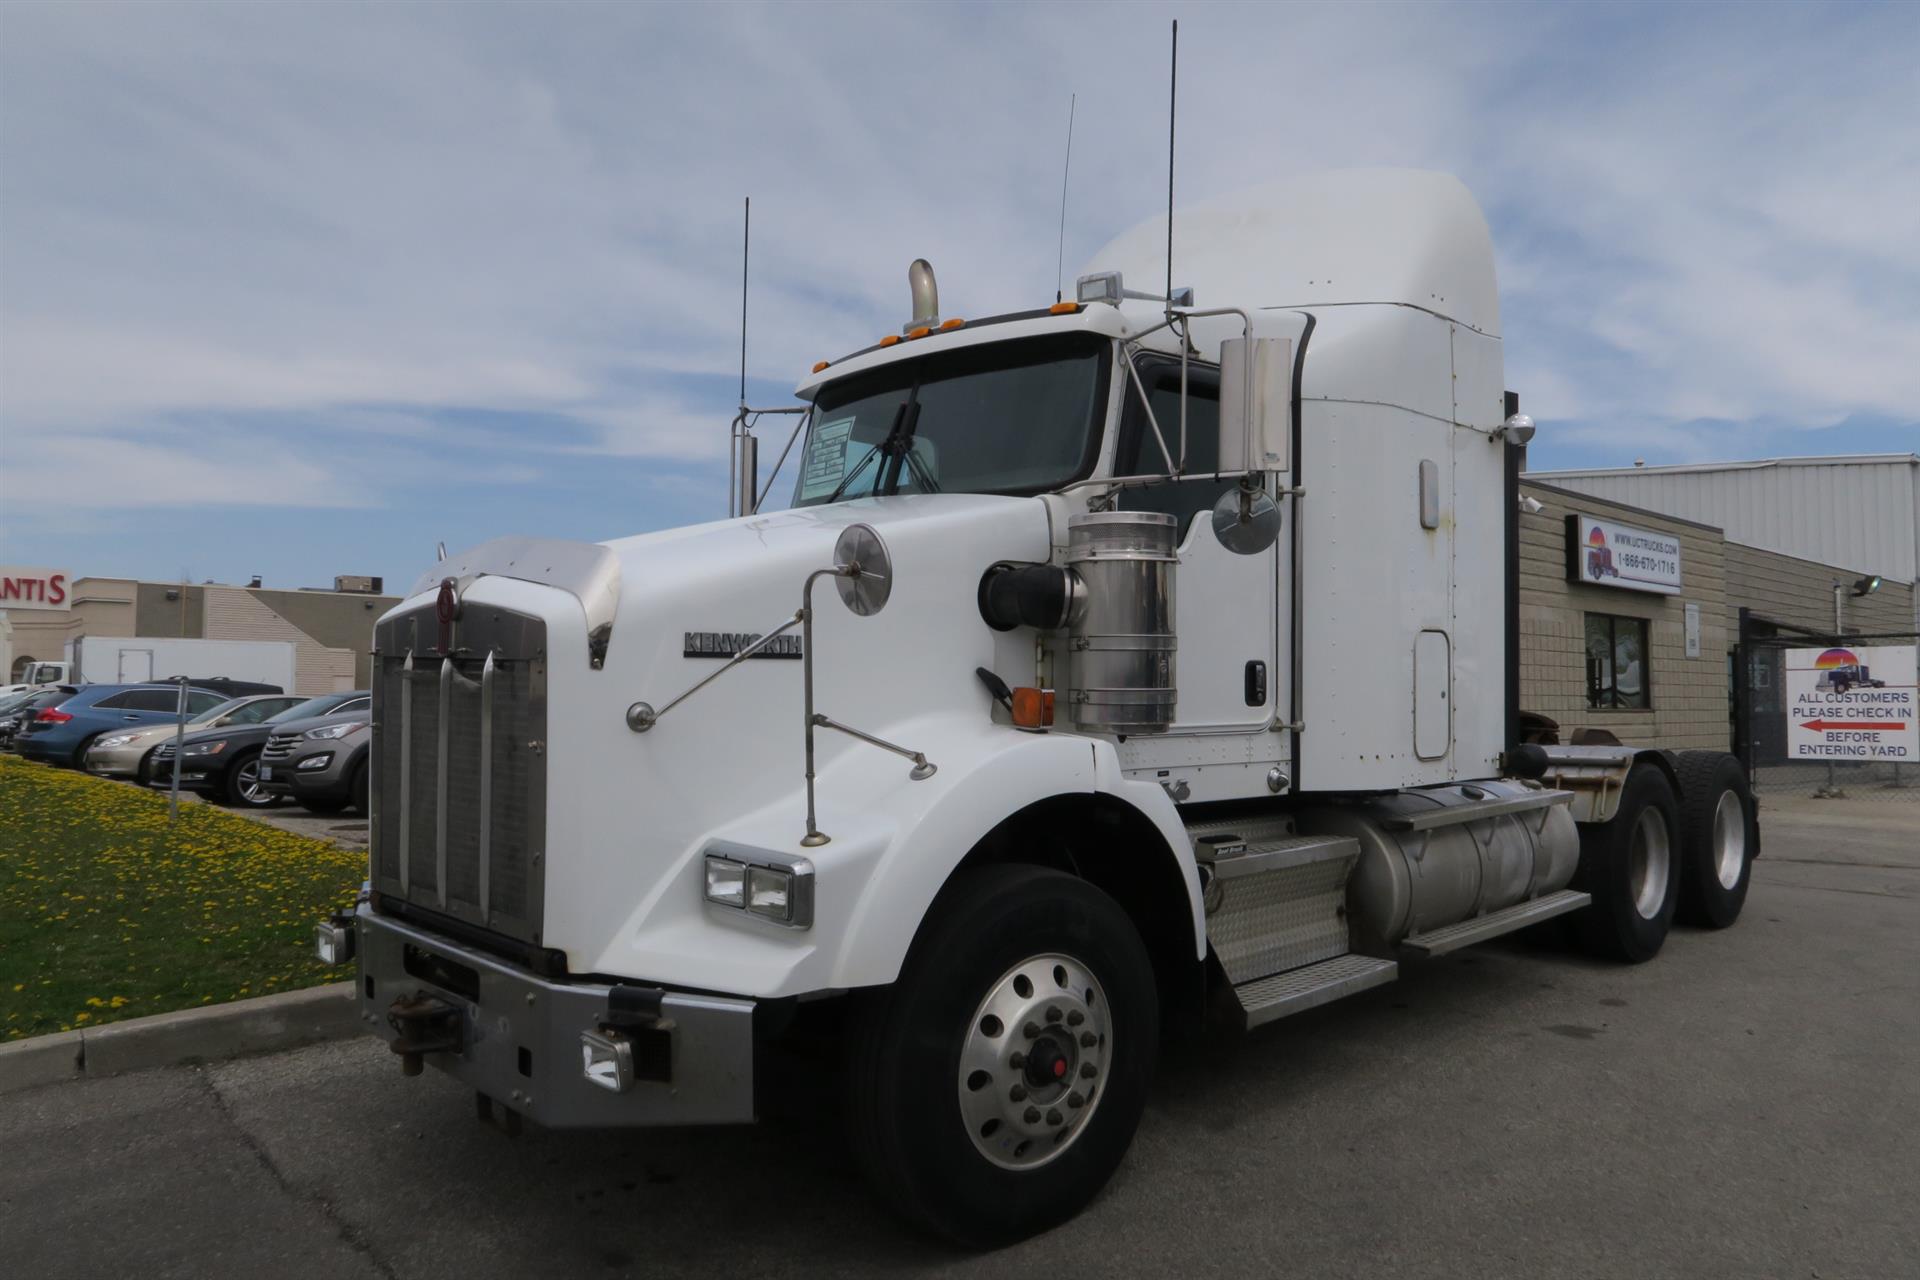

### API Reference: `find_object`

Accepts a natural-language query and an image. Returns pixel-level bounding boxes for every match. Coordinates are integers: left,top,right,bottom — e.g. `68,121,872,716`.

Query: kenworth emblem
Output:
684,631,802,659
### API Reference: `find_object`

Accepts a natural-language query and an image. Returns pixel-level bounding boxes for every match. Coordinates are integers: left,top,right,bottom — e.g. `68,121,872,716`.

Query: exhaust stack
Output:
904,259,939,333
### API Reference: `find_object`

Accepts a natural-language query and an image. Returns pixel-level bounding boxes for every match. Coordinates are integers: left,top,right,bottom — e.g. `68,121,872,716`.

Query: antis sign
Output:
0,566,72,611
1566,515,1682,595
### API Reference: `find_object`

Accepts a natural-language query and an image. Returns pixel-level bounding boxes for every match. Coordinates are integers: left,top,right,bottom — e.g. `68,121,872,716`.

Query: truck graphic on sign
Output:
1584,527,1618,581
1813,648,1887,695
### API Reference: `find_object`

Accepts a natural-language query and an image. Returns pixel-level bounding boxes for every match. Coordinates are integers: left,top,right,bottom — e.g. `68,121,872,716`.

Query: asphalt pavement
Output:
3,796,1914,1279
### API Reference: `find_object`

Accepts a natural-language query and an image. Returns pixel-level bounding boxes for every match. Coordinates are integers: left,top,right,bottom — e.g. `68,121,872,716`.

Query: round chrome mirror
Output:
1211,486,1281,555
833,523,892,615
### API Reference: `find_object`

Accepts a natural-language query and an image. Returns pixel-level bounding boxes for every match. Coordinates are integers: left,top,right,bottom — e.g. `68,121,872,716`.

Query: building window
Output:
1586,613,1650,709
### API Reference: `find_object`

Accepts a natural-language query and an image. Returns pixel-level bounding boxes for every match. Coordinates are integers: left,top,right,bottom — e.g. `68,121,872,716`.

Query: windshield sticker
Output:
799,416,857,500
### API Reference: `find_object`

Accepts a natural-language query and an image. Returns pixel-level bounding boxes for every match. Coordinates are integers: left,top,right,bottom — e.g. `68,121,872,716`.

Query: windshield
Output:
792,333,1109,506
270,695,345,723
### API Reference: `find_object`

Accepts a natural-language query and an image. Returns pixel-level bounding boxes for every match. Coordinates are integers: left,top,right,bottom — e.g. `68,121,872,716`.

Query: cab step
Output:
1398,889,1591,958
1232,954,1399,1029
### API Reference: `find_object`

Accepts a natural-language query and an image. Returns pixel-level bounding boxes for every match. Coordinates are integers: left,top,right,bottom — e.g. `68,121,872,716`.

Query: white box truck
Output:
29,636,297,691
320,170,1758,1244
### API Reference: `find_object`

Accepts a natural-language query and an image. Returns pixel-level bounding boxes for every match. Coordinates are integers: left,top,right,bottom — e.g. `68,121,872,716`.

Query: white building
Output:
1525,454,1920,631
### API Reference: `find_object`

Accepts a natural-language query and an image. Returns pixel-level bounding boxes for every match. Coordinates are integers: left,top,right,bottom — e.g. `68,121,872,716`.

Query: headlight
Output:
297,753,333,771
303,720,367,741
313,916,355,965
96,734,137,748
702,849,813,928
580,1030,635,1093
183,740,228,756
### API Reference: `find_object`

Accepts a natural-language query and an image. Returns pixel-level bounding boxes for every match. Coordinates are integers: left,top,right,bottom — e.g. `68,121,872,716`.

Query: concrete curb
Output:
0,982,359,1094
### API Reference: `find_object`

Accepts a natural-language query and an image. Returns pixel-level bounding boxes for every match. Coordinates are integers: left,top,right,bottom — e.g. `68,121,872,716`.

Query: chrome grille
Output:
371,606,547,945
260,730,301,762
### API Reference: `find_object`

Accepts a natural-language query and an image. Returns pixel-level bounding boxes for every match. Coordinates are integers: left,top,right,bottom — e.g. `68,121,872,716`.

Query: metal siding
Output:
1530,459,1917,586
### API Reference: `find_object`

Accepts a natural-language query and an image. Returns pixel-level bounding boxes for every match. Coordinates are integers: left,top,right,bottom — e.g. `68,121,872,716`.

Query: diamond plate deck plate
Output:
1398,890,1591,958
1207,855,1356,984
1234,954,1399,1028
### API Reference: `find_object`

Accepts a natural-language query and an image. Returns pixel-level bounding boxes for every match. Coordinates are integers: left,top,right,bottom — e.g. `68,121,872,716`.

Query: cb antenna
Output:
1055,93,1076,304
738,195,750,409
1165,18,1178,319
730,196,758,517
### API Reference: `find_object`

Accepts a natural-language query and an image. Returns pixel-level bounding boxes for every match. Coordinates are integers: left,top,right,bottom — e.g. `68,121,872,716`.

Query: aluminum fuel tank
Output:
1065,511,1177,734
1294,780,1579,954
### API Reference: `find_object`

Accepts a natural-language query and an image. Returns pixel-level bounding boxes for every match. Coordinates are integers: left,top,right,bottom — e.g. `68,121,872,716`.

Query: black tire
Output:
135,750,154,788
846,864,1158,1247
348,759,369,815
222,750,275,808
1570,762,1681,962
69,733,103,769
1673,751,1756,929
299,796,350,815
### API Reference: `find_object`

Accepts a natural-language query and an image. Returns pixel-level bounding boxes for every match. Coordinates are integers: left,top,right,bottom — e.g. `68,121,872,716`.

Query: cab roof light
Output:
878,334,901,347
906,326,931,340
1049,301,1081,315
812,360,830,373
939,317,965,330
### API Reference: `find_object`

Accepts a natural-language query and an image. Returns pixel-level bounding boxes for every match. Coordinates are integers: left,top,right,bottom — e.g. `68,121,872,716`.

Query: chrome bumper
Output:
354,906,757,1127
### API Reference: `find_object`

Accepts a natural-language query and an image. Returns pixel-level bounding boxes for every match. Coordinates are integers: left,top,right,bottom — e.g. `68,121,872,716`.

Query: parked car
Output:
160,675,286,698
16,683,230,767
0,687,77,752
148,690,369,808
258,709,370,813
84,693,307,783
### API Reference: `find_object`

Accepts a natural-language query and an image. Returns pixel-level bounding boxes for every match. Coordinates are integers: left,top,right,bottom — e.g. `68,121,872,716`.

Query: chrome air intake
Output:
1065,511,1177,734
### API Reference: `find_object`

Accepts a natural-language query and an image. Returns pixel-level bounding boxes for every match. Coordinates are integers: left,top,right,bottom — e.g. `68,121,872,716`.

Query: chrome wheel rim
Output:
237,760,267,805
1629,807,1671,919
1711,790,1747,890
958,953,1109,1171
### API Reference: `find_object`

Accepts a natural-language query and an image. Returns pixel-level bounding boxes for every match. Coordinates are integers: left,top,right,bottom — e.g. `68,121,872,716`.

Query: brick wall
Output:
1519,483,1732,750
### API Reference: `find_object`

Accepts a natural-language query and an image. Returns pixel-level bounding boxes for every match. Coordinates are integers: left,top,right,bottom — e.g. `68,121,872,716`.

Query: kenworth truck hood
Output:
393,493,1069,992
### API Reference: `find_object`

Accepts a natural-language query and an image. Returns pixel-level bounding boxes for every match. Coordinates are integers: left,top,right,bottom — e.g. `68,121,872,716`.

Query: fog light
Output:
298,753,332,771
704,857,746,908
314,918,355,965
581,1030,635,1093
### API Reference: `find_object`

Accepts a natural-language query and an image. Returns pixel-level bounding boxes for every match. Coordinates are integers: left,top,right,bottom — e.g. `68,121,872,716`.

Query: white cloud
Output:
0,0,1913,517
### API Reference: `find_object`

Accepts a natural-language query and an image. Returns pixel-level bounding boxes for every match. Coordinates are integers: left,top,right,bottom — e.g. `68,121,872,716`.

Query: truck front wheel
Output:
846,864,1158,1246
1570,763,1681,962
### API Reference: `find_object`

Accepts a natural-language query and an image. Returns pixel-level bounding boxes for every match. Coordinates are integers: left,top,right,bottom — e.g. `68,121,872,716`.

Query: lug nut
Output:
1068,1091,1085,1108
1009,1084,1028,1102
1067,1010,1085,1026
1009,1051,1026,1070
1046,1109,1063,1126
1080,1062,1098,1079
1024,1106,1042,1124
1079,1031,1097,1048
1024,1022,1042,1040
1045,1006,1063,1023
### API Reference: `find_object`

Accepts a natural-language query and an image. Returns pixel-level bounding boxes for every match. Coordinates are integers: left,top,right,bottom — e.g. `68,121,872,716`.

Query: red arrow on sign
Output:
1799,719,1909,731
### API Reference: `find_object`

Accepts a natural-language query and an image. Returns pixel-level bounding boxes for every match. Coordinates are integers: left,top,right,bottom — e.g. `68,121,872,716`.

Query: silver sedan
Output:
84,693,305,783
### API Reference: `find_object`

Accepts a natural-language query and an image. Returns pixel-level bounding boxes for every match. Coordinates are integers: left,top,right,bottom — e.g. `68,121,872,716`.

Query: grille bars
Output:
436,656,451,907
398,650,413,893
478,649,495,918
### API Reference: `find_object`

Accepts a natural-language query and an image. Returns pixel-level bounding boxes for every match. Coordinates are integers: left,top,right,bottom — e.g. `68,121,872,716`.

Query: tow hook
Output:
386,993,464,1076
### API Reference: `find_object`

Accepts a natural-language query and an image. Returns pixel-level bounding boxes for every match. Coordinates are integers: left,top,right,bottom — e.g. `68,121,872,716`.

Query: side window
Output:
90,691,137,710
225,702,273,725
188,691,226,714
334,697,371,716
1113,359,1233,537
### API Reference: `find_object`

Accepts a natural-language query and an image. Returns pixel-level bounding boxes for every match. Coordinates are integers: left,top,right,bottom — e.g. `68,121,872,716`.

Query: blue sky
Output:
2,0,1915,592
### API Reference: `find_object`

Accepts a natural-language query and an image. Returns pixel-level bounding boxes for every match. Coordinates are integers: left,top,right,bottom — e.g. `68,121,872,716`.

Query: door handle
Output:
124,714,142,721
1244,661,1268,707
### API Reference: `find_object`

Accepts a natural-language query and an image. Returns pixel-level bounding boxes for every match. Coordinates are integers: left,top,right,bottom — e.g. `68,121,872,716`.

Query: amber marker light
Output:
1049,301,1081,315
1011,687,1056,729
906,326,932,340
879,334,901,347
940,318,965,331
812,360,830,373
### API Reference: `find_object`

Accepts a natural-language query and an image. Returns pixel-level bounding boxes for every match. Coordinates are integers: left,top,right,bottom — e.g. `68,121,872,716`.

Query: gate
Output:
1734,616,1920,801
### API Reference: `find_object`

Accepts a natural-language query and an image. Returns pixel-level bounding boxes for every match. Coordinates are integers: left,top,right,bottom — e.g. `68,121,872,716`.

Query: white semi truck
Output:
321,170,1759,1244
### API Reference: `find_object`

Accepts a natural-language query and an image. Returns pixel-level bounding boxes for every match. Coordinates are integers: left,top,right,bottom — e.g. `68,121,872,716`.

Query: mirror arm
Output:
626,611,804,732
1121,344,1179,477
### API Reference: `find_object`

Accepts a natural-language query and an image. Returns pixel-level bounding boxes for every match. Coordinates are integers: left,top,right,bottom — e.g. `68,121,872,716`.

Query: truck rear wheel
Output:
1570,762,1681,963
1673,751,1755,929
846,864,1157,1246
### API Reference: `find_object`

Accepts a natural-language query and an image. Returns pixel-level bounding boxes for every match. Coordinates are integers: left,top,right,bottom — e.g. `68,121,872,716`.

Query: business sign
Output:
1566,515,1681,594
1785,645,1916,761
0,566,72,611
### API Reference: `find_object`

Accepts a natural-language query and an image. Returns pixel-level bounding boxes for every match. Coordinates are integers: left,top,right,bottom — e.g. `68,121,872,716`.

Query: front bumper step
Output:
353,905,757,1127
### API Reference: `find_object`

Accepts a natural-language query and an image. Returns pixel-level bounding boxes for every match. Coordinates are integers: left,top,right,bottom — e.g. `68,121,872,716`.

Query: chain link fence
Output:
1735,627,1919,802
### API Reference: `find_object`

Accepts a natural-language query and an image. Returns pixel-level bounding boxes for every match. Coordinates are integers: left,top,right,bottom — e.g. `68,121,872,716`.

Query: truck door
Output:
118,649,154,683
1114,357,1282,754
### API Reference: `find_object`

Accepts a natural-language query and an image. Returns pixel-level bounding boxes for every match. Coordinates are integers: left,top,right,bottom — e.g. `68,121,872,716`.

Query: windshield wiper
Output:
825,402,908,504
